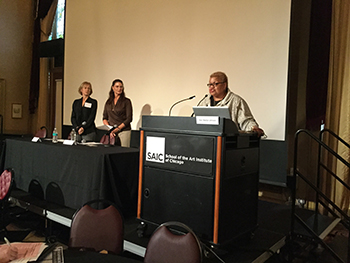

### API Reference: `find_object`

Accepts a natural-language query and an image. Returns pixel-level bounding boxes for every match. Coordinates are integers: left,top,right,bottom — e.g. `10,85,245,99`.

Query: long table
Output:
2,138,139,216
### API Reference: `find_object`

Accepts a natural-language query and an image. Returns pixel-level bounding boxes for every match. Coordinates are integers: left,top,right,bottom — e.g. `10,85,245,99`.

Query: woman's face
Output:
81,85,91,96
208,77,227,100
112,82,124,96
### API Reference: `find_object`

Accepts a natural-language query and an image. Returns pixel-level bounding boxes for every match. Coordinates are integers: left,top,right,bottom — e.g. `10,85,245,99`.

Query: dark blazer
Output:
71,97,97,135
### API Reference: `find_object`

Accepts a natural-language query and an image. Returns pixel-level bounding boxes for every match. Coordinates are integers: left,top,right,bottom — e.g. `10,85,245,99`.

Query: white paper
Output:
63,140,74,145
4,242,48,263
31,137,40,142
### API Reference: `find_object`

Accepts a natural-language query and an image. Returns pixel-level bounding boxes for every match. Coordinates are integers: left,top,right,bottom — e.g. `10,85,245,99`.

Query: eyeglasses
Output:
207,82,224,88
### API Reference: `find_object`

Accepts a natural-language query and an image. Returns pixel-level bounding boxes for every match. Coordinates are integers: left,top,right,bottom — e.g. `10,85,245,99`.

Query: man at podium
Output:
198,71,265,137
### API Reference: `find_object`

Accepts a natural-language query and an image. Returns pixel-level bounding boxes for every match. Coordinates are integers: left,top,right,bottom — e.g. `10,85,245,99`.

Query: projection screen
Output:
64,0,291,141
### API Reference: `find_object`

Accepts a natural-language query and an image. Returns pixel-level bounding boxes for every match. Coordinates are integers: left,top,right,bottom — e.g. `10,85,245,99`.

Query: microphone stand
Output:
191,94,208,117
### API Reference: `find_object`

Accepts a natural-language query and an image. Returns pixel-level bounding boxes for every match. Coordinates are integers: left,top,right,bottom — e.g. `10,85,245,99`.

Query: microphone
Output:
191,94,208,117
169,95,196,116
75,121,87,131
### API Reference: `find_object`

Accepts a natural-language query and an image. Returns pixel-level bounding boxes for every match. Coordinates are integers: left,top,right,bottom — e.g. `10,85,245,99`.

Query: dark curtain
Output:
29,0,54,114
305,0,332,130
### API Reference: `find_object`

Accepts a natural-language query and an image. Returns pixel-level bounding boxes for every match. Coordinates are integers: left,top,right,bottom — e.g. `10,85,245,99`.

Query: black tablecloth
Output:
2,138,139,216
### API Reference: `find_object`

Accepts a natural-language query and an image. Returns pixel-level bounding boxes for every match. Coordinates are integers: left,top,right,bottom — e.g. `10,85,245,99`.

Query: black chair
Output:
45,182,65,242
28,179,45,200
46,182,65,206
130,130,140,148
69,199,124,255
144,221,202,263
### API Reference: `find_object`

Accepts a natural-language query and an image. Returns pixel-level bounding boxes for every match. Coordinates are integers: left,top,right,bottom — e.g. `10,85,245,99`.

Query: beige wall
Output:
0,0,34,134
64,0,291,140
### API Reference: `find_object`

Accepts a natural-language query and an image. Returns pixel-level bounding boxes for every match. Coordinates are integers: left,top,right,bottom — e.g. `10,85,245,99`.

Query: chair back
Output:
29,179,45,200
35,126,47,138
46,182,65,206
0,169,14,201
144,221,202,263
99,134,121,146
69,199,124,255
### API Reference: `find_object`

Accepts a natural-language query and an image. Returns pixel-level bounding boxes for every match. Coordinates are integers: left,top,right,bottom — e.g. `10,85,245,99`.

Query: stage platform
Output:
124,201,346,263
8,188,298,262
123,200,293,263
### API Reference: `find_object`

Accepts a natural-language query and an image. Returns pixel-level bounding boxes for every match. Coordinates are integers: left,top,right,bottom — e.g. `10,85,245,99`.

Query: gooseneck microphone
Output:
191,94,208,117
169,95,196,116
75,121,87,131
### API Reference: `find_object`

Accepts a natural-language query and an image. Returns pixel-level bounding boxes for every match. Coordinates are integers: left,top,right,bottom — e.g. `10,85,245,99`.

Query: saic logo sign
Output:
145,136,165,163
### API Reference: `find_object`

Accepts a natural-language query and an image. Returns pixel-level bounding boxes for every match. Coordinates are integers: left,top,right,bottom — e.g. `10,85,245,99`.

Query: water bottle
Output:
52,128,58,143
70,129,77,144
70,129,74,140
73,130,77,144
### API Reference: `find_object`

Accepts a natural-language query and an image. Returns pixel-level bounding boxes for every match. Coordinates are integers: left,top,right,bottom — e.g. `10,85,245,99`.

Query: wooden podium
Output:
137,116,260,246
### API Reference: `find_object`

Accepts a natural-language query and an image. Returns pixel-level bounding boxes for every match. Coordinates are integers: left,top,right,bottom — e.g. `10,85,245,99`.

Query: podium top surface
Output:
141,116,239,136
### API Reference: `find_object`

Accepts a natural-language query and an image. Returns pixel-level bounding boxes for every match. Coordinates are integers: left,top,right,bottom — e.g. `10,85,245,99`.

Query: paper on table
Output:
97,124,113,130
5,242,48,263
80,141,101,147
